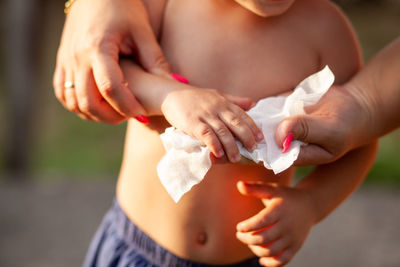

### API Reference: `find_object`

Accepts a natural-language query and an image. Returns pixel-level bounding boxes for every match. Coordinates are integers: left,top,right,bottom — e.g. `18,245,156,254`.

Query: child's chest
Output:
161,0,321,101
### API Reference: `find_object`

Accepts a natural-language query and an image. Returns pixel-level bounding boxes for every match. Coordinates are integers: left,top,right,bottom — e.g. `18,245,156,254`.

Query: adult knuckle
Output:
98,80,115,97
152,53,169,69
93,36,115,55
78,99,96,115
297,117,309,141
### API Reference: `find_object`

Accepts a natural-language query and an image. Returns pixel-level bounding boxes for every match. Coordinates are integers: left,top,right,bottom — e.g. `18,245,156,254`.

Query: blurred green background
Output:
0,0,399,184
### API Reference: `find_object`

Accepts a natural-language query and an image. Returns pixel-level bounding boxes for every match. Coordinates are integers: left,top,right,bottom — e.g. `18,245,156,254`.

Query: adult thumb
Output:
275,114,333,148
276,114,345,165
132,26,171,78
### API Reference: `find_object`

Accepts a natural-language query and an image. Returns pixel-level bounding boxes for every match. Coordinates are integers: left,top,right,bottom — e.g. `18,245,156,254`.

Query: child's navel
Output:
196,230,208,246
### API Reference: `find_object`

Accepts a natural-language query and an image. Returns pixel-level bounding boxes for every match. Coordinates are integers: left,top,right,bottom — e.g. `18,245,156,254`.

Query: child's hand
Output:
161,89,264,163
235,181,317,267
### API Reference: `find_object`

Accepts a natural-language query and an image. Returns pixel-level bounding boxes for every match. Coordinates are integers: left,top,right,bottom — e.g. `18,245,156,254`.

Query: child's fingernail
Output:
171,73,189,84
135,115,150,124
216,150,224,158
282,133,293,153
233,154,241,162
257,132,264,141
251,144,257,151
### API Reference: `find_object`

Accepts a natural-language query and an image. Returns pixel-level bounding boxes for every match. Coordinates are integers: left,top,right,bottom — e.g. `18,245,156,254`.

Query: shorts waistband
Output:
109,199,260,267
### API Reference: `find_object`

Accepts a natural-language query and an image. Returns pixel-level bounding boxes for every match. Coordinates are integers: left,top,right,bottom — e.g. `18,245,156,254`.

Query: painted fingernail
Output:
282,133,293,153
171,73,189,84
135,115,150,124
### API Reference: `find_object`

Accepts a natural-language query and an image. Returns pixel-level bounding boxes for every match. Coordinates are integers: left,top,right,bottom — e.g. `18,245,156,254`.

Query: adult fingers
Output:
92,52,146,117
63,71,79,113
294,144,336,166
75,67,126,124
132,24,171,77
53,65,66,104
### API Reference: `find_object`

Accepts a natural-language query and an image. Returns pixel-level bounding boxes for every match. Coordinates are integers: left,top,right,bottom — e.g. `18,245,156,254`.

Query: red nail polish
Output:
171,73,189,84
135,115,150,124
282,133,293,153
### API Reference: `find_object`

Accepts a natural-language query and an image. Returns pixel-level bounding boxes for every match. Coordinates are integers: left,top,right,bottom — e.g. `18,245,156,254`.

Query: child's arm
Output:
120,59,264,163
236,141,377,266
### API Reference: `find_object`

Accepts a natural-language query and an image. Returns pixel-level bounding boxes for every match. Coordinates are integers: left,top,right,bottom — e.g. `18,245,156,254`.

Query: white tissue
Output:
157,66,335,202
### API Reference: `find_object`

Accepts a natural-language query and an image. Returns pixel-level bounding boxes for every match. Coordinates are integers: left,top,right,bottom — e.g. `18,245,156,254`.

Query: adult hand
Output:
275,85,371,165
53,0,170,124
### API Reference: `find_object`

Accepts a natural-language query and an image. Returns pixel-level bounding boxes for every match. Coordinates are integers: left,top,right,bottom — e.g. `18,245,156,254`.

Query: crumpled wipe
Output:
157,66,335,202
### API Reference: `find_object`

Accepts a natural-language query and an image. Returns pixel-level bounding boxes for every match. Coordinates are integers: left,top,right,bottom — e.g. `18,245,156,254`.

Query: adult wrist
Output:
341,81,378,148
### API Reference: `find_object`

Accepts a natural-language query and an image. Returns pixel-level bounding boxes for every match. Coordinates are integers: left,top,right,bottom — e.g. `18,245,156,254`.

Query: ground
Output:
0,176,399,267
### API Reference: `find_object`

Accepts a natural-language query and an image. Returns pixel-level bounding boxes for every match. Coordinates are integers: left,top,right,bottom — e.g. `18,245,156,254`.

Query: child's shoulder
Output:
294,0,354,34
296,0,362,83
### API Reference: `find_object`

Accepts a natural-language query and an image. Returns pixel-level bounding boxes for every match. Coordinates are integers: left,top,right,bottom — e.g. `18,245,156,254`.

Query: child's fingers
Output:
236,223,282,246
236,206,279,232
219,110,257,152
223,93,254,111
206,119,241,163
261,236,291,256
259,247,294,267
193,122,224,158
237,181,278,199
230,105,264,142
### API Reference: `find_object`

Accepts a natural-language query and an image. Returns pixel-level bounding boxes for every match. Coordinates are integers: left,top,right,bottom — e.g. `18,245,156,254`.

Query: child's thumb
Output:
237,181,277,199
223,94,254,111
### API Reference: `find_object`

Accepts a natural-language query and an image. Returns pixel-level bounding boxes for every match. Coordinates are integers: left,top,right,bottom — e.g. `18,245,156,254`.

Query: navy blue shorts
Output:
83,199,261,267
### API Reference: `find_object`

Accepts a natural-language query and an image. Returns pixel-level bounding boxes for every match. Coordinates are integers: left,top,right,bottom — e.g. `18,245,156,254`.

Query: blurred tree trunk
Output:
2,0,43,178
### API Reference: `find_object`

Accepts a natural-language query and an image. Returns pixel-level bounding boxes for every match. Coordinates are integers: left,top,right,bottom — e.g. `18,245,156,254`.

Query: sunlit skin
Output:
117,0,377,266
276,37,400,166
234,0,295,17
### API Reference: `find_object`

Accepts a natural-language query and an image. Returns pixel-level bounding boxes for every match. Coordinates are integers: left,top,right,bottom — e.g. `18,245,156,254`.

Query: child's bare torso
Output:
118,0,329,264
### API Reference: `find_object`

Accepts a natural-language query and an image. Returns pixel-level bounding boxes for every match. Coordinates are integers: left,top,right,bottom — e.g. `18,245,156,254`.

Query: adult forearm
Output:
296,141,378,224
348,37,400,140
